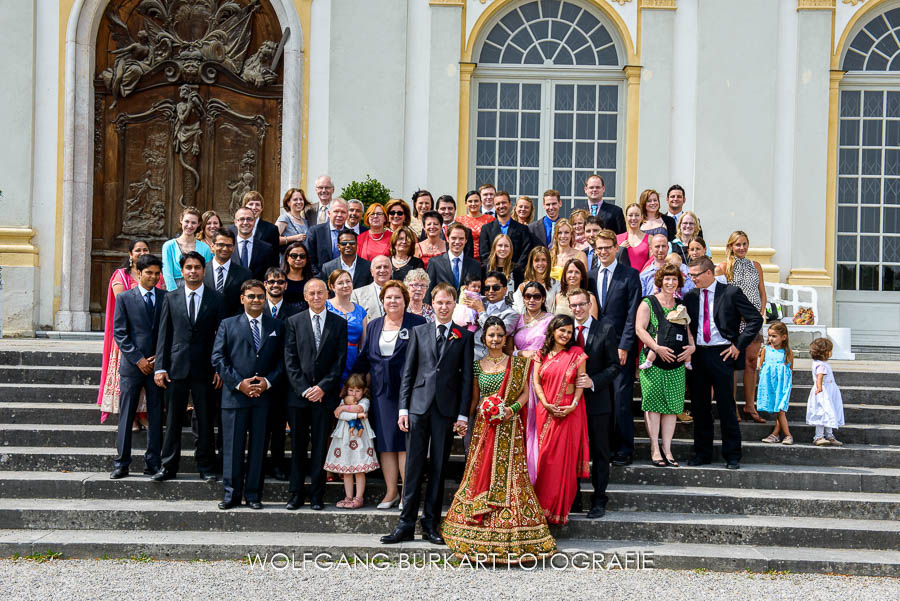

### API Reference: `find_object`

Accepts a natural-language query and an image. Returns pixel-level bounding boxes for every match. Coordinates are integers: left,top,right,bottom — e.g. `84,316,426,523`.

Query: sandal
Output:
651,457,667,467
348,496,364,509
663,456,679,468
761,434,781,444
742,408,767,424
781,435,793,446
335,496,352,508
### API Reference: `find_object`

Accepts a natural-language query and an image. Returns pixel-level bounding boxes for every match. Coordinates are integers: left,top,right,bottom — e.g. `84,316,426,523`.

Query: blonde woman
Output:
549,219,587,281
617,202,650,271
514,246,559,313
514,195,535,225
671,211,706,263
716,231,767,423
569,209,591,253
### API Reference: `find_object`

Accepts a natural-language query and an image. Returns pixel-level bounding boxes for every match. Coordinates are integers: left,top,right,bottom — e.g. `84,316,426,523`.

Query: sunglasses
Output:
243,293,265,300
338,240,357,246
288,253,307,259
388,210,405,217
484,284,504,292
523,293,543,301
266,279,286,285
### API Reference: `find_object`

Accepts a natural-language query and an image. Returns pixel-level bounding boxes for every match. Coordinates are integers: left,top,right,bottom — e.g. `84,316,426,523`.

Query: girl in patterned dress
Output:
758,323,795,445
324,374,380,509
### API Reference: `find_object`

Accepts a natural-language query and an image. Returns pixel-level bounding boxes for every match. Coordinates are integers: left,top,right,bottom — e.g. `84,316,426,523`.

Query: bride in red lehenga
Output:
531,314,590,525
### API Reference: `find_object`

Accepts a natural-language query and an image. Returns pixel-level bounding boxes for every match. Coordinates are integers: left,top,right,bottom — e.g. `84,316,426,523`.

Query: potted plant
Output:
340,175,392,211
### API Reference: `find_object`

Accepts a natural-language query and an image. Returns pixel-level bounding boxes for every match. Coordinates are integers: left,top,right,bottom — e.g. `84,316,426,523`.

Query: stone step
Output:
0,351,101,368
734,384,900,406
0,366,100,386
0,384,97,404
0,530,896,576
5,419,899,449
636,399,900,425
1,499,897,551
0,472,895,521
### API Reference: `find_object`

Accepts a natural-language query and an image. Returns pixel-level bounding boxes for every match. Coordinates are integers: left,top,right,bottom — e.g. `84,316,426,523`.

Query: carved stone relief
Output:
121,130,170,237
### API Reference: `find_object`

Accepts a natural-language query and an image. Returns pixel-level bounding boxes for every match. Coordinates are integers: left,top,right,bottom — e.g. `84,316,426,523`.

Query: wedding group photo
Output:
0,0,898,597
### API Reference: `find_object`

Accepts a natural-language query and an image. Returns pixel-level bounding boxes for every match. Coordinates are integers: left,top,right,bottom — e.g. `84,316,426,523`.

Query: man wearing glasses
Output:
203,228,252,317
587,229,641,467
321,229,373,290
683,256,763,470
306,198,349,276
313,175,336,224
233,206,277,281
466,271,519,360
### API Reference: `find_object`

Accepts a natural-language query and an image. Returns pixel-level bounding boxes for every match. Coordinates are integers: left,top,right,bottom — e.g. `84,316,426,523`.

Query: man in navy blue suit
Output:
211,280,285,510
587,229,641,466
110,254,166,479
306,198,349,277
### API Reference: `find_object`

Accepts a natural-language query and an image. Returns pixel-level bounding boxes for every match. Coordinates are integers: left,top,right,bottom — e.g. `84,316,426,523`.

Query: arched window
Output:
837,7,900,295
471,0,624,216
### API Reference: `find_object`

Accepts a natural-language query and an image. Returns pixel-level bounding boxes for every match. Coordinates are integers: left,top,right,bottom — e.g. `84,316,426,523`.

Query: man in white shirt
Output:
478,183,496,216
351,255,391,319
204,229,252,317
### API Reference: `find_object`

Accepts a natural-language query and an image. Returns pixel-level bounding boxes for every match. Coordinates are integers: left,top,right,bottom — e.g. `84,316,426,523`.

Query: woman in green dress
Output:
634,264,695,467
442,316,557,564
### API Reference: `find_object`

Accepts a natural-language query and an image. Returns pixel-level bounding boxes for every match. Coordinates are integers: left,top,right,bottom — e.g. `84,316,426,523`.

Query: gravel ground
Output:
0,559,897,600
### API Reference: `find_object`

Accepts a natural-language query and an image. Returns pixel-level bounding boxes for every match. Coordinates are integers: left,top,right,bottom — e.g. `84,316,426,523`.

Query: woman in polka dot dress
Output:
634,264,696,467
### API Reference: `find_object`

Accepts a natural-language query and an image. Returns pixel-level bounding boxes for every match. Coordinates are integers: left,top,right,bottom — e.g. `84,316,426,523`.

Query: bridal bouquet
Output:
480,394,505,422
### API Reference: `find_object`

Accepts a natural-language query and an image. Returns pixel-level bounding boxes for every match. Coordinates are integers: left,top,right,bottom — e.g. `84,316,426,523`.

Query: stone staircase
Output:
0,346,899,575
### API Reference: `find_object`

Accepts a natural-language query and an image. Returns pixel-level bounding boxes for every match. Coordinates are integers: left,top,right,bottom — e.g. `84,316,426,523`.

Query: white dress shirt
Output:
697,281,728,346
596,259,617,301
184,283,204,315
398,319,468,423
237,235,254,266
341,257,357,279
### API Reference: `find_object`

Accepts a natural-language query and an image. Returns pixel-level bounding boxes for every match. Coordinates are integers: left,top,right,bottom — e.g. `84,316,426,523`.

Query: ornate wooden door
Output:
91,0,285,329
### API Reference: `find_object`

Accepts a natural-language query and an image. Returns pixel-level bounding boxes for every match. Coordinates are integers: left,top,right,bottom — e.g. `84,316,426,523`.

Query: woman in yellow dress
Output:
442,316,557,563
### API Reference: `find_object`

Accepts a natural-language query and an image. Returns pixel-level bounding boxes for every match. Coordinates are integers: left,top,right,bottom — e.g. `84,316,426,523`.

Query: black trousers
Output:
692,345,742,463
114,373,162,471
610,346,638,458
586,411,611,509
221,404,268,503
287,404,332,503
263,386,288,471
399,409,455,532
160,375,216,475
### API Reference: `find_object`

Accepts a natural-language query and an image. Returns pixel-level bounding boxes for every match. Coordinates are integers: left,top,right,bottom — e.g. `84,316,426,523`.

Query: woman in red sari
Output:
531,314,590,525
443,317,557,563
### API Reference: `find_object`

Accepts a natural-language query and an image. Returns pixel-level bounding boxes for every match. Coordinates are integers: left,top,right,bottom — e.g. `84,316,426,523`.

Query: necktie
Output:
240,240,249,268
437,324,447,356
452,257,461,289
331,229,338,257
442,224,448,239
188,291,197,324
216,266,225,292
144,290,155,322
576,325,586,348
271,304,277,319
319,204,329,223
251,318,261,350
702,289,712,343
313,314,322,350
600,268,609,309
591,204,598,216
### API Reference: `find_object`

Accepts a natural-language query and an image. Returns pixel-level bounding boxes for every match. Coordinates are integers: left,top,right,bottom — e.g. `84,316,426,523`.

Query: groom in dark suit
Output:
110,254,166,479
152,251,224,483
211,280,285,509
425,223,481,302
283,278,347,511
683,256,763,470
381,282,474,545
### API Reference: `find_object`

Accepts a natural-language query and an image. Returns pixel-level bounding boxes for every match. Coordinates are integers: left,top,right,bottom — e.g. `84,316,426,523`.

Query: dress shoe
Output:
586,505,606,519
422,529,444,545
246,501,264,510
376,495,401,510
271,467,288,482
676,411,693,423
142,467,157,476
285,495,303,511
150,470,175,482
380,527,415,544
611,455,633,467
218,499,240,510
686,457,711,467
109,467,129,479
310,502,325,511
201,473,217,483
726,461,741,470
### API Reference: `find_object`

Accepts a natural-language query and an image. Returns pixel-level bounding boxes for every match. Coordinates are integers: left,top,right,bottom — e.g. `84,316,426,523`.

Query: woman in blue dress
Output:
352,280,426,509
325,270,368,384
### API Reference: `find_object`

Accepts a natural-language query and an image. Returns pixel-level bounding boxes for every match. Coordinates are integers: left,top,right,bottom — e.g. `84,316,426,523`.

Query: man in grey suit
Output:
350,255,392,319
110,254,166,479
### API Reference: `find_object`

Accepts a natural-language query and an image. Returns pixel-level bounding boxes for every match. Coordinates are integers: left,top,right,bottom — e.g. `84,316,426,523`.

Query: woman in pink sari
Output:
97,240,155,427
531,314,590,525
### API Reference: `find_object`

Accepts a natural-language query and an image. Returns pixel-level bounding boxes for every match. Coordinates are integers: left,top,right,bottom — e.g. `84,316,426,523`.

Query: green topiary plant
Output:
340,175,392,211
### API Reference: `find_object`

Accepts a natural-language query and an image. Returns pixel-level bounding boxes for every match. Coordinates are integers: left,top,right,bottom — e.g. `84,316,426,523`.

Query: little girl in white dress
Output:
323,374,380,508
805,338,845,446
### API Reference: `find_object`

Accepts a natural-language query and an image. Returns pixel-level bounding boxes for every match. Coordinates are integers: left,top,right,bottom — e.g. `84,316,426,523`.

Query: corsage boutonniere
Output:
450,327,462,340
398,328,409,340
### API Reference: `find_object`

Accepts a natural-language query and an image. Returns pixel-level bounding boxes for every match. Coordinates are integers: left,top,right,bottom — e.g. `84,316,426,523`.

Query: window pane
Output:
476,140,496,166
864,91,884,117
837,235,857,261
519,169,539,196
498,169,517,193
838,206,857,232
863,120,883,145
553,170,572,196
498,140,518,166
553,141,572,168
861,177,881,204
841,90,861,117
554,113,573,139
596,114,617,140
883,265,900,291
521,113,540,139
838,177,858,204
555,85,574,111
499,112,519,138
861,207,880,233
577,85,596,111
499,84,519,110
574,142,594,168
885,208,900,233
840,119,860,145
886,178,900,204
522,84,541,110
884,236,900,261
475,168,494,188
860,235,880,261
887,120,900,146
601,171,616,197
575,114,595,139
597,86,618,111
888,92,900,118
837,264,856,290
860,264,879,290
520,141,539,167
596,142,616,169
478,83,497,109
477,112,496,137
862,149,881,175
886,149,900,176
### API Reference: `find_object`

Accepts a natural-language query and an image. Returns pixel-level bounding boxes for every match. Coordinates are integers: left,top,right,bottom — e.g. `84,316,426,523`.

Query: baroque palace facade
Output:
0,0,897,344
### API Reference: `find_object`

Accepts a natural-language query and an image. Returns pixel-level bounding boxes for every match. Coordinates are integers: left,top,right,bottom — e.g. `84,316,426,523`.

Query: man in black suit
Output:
234,206,277,281
477,190,533,265
583,215,605,271
381,282,474,545
227,190,281,262
569,287,619,519
305,198,349,277
527,189,563,247
585,175,626,235
152,251,225,483
110,254,166,479
283,278,347,511
204,229,252,318
683,256,763,470
261,267,301,481
346,199,369,235
419,195,474,257
211,280,285,510
587,229,642,466
320,229,373,290
425,223,481,302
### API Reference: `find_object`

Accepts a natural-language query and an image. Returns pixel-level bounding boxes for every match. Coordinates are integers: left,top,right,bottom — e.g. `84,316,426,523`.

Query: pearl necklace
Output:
369,229,387,242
